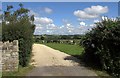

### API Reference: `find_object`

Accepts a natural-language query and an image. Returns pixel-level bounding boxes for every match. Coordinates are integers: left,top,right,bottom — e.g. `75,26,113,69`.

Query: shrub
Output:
80,17,120,77
2,4,35,67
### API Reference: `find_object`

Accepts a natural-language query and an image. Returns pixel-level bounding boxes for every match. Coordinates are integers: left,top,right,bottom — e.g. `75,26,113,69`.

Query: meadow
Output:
44,43,84,55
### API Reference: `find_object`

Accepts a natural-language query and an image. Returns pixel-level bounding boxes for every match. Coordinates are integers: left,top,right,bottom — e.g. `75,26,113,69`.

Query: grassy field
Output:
44,43,84,55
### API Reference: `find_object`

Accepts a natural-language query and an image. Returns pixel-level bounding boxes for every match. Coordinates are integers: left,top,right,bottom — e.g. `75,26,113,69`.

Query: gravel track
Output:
27,44,97,76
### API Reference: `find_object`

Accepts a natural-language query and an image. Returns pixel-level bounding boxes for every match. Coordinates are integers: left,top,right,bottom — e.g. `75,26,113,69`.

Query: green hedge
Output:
2,4,35,67
80,17,120,77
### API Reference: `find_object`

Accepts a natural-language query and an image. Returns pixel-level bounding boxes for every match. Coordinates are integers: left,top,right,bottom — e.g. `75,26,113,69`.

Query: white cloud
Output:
74,10,99,19
80,21,86,26
84,5,108,14
94,19,100,23
34,16,58,35
74,5,108,19
35,17,53,24
34,17,96,35
66,23,71,26
58,23,74,35
35,26,43,30
44,7,53,14
47,24,58,30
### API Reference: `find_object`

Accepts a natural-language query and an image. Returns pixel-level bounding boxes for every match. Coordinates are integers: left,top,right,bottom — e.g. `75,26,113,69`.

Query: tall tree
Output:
2,3,35,67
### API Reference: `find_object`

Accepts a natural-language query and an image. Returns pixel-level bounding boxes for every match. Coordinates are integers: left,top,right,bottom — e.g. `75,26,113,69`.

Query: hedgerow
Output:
80,17,120,77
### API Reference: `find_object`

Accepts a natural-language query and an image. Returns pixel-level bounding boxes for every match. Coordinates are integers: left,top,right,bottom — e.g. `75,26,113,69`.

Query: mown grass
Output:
44,43,84,55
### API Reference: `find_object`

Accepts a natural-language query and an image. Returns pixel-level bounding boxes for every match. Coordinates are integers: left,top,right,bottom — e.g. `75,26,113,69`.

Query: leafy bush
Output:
80,17,120,77
2,4,35,67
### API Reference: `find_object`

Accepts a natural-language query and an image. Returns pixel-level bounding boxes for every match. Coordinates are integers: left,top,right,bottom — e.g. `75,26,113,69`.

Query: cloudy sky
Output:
2,2,118,35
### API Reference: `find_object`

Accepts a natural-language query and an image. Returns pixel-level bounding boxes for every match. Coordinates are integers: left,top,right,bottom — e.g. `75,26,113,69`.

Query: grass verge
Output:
0,72,2,78
2,65,34,77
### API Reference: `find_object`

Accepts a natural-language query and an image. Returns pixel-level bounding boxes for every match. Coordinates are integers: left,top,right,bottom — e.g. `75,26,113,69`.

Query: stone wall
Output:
0,40,19,72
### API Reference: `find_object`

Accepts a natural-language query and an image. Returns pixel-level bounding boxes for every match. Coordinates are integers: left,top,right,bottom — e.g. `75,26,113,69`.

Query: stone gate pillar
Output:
2,40,19,72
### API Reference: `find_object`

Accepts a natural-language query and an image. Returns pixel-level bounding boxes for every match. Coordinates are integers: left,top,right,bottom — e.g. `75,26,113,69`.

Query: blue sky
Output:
2,2,119,35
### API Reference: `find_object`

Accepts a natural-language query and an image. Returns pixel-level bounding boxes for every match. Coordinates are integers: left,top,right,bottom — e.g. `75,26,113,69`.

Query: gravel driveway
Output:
27,44,97,76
